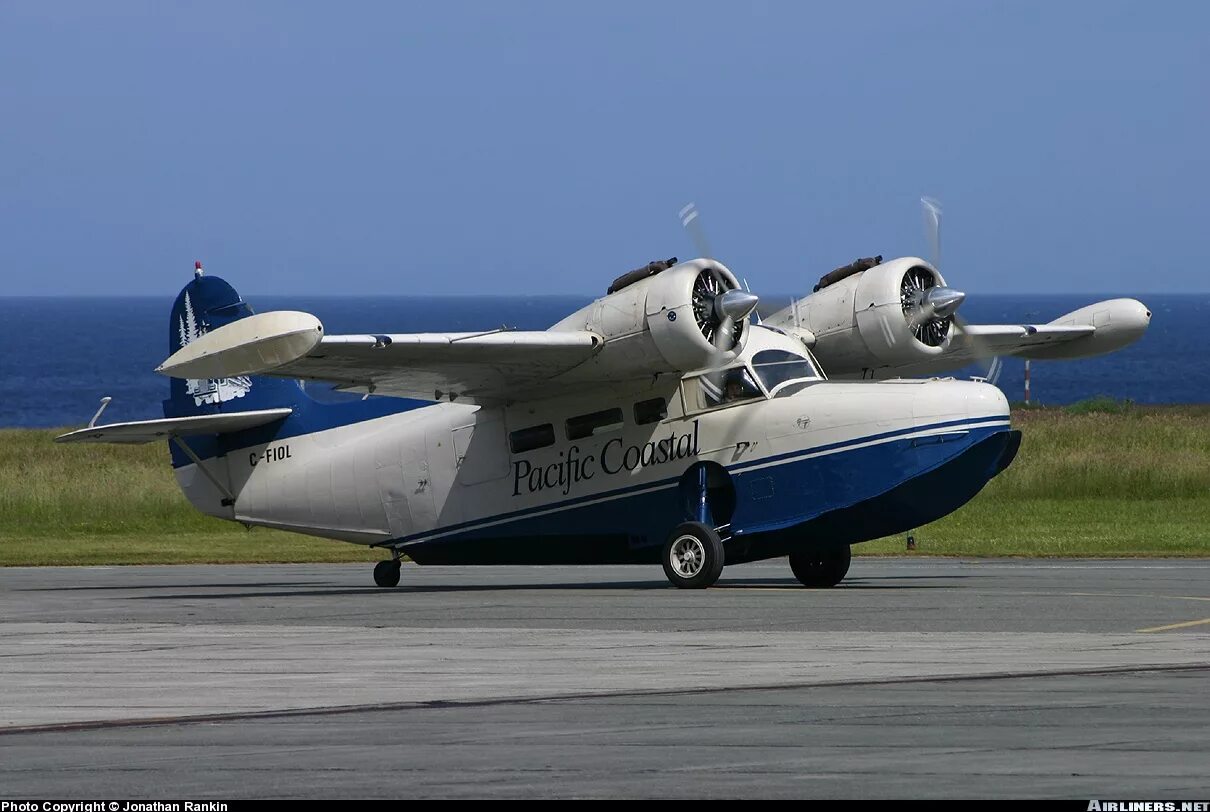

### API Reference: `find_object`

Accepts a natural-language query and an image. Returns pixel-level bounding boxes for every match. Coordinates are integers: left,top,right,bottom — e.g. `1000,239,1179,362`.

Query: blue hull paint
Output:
405,424,1019,566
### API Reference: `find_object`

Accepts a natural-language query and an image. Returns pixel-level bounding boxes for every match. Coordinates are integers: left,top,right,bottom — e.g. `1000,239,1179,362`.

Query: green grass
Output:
0,429,377,565
864,405,1210,556
1062,395,1137,415
2,406,1209,565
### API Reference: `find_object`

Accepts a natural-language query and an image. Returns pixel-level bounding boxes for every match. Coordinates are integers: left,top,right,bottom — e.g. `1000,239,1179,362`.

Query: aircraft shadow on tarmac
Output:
20,582,322,592
20,574,971,601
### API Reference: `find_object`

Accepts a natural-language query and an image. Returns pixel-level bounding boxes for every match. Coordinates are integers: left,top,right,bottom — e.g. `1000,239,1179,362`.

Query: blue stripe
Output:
728,414,1009,474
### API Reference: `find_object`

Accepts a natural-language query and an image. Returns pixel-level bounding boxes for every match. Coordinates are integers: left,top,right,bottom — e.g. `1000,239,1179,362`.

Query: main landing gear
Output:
373,556,401,588
661,521,726,589
788,543,851,588
662,462,736,589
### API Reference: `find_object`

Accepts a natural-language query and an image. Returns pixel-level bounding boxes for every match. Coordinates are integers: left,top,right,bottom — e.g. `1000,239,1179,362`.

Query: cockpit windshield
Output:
682,366,763,412
751,349,820,395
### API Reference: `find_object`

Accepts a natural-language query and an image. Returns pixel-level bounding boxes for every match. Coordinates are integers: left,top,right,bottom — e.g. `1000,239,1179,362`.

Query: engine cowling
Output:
769,257,957,375
550,259,751,378
645,260,748,371
852,258,955,364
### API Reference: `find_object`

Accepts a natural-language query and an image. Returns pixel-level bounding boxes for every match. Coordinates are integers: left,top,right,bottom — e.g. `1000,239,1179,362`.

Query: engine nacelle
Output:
768,257,955,376
550,259,750,378
645,260,747,371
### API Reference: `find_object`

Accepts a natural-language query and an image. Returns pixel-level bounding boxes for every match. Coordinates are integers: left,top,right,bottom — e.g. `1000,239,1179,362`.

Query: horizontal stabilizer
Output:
55,408,293,445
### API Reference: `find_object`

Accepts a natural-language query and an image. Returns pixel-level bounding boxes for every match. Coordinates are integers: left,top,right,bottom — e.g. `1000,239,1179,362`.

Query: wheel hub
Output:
670,535,706,578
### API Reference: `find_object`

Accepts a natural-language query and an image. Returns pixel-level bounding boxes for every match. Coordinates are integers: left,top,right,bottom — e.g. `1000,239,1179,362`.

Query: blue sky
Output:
1,1,1205,296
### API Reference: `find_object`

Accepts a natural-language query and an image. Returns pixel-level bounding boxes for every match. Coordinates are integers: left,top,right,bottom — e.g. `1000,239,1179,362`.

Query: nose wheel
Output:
662,522,725,589
373,558,401,588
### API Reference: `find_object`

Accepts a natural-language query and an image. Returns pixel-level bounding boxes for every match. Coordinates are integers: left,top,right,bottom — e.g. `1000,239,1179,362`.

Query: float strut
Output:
695,464,712,526
171,435,237,507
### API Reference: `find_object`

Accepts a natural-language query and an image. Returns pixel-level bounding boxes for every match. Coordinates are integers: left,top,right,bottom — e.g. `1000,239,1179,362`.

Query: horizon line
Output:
1,290,1205,299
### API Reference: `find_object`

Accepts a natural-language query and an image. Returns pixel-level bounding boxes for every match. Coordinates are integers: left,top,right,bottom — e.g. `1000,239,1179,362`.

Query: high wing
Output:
943,323,1096,363
55,408,293,445
154,260,761,403
152,310,609,404
270,331,604,402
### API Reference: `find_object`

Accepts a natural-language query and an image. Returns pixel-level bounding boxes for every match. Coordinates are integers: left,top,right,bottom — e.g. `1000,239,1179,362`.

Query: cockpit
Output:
750,349,822,396
680,325,825,412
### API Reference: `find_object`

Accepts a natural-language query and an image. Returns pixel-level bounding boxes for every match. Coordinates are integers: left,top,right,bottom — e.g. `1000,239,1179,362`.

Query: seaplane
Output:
57,200,1149,589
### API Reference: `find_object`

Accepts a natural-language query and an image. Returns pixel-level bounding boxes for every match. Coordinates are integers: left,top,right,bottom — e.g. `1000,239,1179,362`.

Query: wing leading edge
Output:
268,331,604,403
950,323,1096,361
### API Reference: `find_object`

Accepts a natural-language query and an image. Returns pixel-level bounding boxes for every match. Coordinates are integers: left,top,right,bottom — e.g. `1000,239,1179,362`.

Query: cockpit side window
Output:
751,350,820,394
681,366,763,412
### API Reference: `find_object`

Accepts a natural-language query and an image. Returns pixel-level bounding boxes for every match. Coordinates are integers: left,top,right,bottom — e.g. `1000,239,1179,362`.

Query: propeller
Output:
680,203,759,354
690,266,758,352
919,196,1001,384
713,287,760,350
897,196,966,346
679,202,713,259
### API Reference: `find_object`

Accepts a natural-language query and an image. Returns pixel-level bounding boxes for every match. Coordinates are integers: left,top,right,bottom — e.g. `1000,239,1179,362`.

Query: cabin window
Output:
509,423,555,453
751,349,819,394
565,407,624,440
682,366,763,412
633,397,667,425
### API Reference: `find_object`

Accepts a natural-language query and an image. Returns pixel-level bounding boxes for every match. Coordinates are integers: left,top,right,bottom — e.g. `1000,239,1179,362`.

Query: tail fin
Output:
161,264,424,448
162,265,305,419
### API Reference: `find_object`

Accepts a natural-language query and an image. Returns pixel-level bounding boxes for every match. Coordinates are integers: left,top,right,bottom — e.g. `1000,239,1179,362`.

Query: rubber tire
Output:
661,522,725,589
788,544,851,588
373,559,401,588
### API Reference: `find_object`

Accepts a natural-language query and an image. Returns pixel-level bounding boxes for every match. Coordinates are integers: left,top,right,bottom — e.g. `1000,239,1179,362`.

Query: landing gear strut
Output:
662,522,725,589
373,557,401,588
788,543,851,588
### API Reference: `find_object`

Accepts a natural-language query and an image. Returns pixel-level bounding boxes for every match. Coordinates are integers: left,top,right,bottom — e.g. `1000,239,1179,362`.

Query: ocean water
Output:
0,292,1204,429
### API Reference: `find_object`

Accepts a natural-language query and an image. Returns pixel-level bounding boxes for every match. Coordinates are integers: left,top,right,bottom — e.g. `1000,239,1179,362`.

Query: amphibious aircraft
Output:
55,202,1147,590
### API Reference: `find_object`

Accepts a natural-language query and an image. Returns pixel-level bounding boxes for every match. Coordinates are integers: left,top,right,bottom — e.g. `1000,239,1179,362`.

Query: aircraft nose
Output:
961,379,1009,418
914,378,1010,423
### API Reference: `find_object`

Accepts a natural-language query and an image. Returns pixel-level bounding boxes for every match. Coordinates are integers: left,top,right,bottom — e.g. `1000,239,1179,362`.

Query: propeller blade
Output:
920,196,942,268
713,315,735,352
953,313,1002,382
679,202,714,259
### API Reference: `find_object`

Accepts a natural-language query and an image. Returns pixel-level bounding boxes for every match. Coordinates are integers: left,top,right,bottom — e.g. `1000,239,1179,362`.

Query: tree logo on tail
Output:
178,292,252,406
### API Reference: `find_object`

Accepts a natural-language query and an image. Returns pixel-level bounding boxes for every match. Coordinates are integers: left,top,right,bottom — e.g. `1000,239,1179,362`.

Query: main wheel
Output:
373,559,401,588
662,522,725,589
788,543,851,588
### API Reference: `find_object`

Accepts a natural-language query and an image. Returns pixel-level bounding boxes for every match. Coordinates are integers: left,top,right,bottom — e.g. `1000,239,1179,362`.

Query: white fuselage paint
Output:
173,327,1011,548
